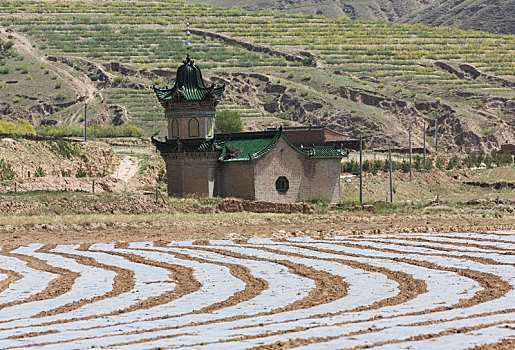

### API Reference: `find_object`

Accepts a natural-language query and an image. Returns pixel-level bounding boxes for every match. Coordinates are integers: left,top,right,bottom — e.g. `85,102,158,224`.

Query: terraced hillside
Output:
193,0,515,34
399,0,515,35
0,0,513,151
191,0,436,21
0,231,514,348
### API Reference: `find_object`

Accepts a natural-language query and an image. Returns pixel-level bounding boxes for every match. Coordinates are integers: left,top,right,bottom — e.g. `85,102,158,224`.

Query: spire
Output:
184,20,192,54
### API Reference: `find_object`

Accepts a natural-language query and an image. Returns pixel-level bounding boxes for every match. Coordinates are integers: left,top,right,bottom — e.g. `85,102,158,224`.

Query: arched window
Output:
188,118,199,137
171,119,179,138
207,117,213,137
275,176,289,194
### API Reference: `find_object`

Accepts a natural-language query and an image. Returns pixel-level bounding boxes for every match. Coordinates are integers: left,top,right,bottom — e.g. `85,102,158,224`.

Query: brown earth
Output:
0,211,513,247
0,138,117,182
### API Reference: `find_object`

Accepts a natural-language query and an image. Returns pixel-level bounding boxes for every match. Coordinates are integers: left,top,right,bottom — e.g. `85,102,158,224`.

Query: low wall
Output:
217,199,315,214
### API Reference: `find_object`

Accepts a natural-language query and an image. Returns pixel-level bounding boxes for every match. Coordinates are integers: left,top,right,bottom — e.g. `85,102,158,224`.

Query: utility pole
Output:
423,122,426,168
409,127,412,182
84,103,87,142
389,144,393,203
359,134,363,204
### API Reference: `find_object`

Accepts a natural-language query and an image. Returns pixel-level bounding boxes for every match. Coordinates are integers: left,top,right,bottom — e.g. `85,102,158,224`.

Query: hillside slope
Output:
399,0,515,35
192,0,514,34
0,0,513,152
191,0,436,20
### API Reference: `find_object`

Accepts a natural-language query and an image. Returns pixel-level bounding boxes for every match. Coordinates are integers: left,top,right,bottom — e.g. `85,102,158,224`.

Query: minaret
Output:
154,23,224,140
152,23,225,197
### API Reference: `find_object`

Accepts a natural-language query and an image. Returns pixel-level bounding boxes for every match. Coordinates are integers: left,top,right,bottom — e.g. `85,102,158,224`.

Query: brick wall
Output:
216,162,255,199
163,152,219,197
253,137,341,203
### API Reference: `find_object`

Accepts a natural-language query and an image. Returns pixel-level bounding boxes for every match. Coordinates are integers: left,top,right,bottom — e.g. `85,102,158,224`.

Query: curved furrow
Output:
0,244,116,324
0,245,256,348
0,232,513,350
11,244,320,349
0,244,176,347
348,238,515,264
368,322,515,350
166,239,512,350
0,245,77,315
101,242,417,349
430,232,515,244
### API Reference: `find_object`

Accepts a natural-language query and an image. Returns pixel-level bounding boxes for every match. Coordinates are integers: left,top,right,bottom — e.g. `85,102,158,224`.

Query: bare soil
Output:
1,211,513,247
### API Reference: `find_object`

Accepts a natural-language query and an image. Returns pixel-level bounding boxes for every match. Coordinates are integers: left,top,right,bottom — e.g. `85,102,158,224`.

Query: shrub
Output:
55,92,67,101
12,97,20,103
34,166,46,177
214,110,243,133
89,74,100,81
54,82,62,89
0,119,35,135
0,159,15,181
301,74,311,81
0,66,9,74
435,157,445,170
76,167,87,178
425,158,434,170
157,169,167,183
15,66,28,74
400,160,410,173
446,154,461,170
47,140,81,159
36,124,144,138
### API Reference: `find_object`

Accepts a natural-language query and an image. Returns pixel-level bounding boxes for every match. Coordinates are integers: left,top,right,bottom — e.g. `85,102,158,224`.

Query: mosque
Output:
151,50,344,203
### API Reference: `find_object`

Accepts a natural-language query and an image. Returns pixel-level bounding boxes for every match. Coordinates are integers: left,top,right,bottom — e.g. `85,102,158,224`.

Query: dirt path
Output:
112,156,140,182
0,30,97,120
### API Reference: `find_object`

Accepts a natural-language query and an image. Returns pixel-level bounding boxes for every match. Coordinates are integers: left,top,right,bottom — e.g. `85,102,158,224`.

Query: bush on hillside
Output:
36,124,144,138
0,159,15,181
214,110,244,133
0,119,36,135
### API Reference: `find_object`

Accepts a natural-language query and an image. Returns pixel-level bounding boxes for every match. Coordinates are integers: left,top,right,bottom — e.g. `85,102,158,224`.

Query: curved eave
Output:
217,130,280,162
153,84,225,102
282,133,345,158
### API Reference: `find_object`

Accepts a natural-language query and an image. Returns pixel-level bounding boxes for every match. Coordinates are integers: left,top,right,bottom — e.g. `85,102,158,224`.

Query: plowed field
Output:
0,231,514,349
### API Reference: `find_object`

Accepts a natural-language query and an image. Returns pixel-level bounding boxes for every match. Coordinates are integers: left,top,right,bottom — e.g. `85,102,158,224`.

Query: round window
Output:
275,176,289,194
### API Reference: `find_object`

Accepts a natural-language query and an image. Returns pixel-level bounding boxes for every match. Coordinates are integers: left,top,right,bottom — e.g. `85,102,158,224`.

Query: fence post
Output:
92,180,95,193
155,187,159,204
423,122,426,168
359,134,363,204
14,182,17,194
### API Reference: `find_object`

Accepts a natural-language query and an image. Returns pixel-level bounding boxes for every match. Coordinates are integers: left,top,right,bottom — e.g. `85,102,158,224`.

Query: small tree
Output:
214,110,243,133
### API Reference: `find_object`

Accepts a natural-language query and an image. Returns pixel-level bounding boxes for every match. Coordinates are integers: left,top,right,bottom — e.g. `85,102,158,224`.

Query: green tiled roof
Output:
151,136,216,152
154,57,225,101
217,130,280,161
151,129,345,159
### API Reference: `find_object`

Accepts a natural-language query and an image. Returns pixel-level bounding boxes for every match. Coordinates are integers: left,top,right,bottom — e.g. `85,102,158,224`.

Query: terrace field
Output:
0,0,513,151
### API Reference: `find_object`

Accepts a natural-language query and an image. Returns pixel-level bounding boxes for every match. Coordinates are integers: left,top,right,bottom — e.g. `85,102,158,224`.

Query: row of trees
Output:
343,152,514,175
0,119,144,138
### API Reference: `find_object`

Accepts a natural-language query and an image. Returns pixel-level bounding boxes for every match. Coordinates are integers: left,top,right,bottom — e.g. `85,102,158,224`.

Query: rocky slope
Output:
193,0,514,34
399,0,515,35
